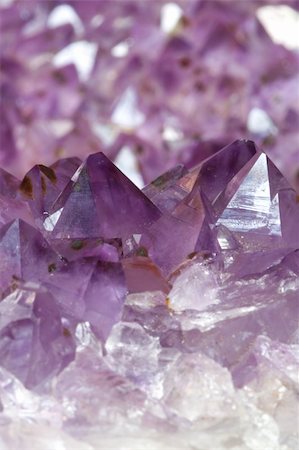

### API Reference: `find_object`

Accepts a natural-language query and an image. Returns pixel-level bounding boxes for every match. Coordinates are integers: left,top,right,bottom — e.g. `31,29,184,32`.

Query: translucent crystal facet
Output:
0,140,298,450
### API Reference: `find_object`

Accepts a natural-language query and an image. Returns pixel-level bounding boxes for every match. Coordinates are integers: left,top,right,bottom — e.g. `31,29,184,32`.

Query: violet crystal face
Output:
0,139,298,449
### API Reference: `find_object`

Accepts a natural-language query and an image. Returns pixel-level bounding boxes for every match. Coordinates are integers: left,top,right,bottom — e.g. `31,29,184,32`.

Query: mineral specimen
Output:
0,139,298,449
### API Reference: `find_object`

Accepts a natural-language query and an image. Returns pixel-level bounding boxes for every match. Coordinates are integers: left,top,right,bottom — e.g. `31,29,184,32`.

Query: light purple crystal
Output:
1,0,299,441
0,219,60,297
47,152,161,239
0,289,75,389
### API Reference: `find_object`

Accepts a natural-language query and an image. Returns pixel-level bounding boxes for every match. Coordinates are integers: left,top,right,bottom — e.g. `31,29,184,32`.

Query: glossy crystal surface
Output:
0,139,298,449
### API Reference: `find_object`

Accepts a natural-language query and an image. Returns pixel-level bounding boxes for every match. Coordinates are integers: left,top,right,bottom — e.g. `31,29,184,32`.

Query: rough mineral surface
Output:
0,140,298,450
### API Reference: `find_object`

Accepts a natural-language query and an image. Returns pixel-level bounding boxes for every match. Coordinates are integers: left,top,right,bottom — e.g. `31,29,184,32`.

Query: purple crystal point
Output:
48,152,161,239
0,219,60,296
50,157,82,191
143,164,187,198
0,168,35,227
140,181,217,274
217,152,299,249
217,153,280,233
18,164,61,224
17,159,82,231
143,164,199,213
0,289,75,389
43,258,127,341
197,140,259,216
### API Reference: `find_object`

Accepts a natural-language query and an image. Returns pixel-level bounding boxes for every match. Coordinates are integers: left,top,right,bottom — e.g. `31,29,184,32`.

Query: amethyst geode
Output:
0,140,298,449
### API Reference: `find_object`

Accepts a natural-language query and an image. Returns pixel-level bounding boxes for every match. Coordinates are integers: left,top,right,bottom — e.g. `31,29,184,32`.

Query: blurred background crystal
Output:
1,0,299,190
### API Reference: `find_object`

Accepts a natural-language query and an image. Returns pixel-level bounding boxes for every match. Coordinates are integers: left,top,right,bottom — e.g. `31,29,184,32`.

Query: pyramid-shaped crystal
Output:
218,153,281,234
18,164,61,224
217,153,299,249
46,152,161,239
0,289,75,389
50,157,82,191
0,219,60,296
140,180,217,274
196,140,259,216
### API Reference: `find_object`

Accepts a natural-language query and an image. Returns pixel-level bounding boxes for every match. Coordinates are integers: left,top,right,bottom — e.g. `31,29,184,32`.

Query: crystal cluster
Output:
0,140,298,449
1,0,299,191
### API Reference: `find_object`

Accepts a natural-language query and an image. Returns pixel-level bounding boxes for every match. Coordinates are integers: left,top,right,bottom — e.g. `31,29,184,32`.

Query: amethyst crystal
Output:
0,289,76,389
1,0,299,447
0,141,298,449
46,152,161,240
0,219,61,297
